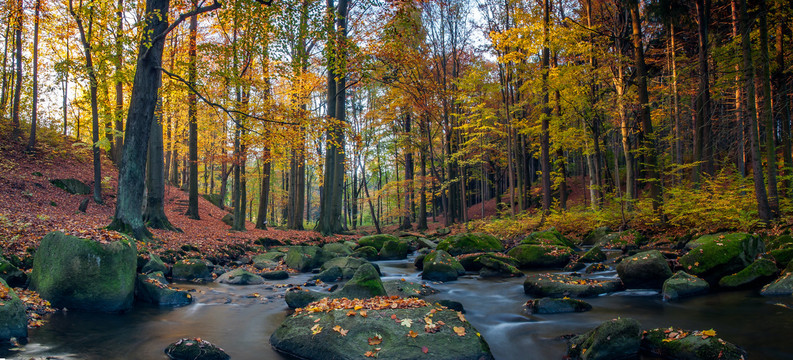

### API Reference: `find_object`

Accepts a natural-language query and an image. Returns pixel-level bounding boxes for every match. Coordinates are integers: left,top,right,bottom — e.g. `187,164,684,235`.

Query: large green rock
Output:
580,246,606,263
767,234,793,250
141,253,168,274
49,178,91,195
770,246,793,267
476,254,523,278
216,268,265,285
581,227,612,246
270,304,493,360
285,246,327,272
507,244,574,268
311,266,344,283
30,231,136,312
641,328,746,360
760,272,793,296
616,250,672,289
252,251,285,270
524,273,622,298
422,250,465,282
321,256,376,279
352,245,379,260
437,233,503,256
662,271,709,301
567,318,641,360
357,234,399,251
165,338,230,360
0,255,27,287
521,229,576,248
378,239,409,260
135,272,192,306
382,280,439,298
335,263,387,299
679,233,765,284
323,242,353,257
172,259,213,281
526,297,592,314
719,258,777,288
0,278,27,340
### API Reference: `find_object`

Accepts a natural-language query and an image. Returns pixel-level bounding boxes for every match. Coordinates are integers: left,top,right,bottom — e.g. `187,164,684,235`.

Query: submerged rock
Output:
215,268,265,285
261,270,289,280
30,231,136,312
271,301,493,360
616,250,672,289
135,272,192,306
525,297,592,314
662,271,709,301
641,327,746,360
567,318,641,360
0,278,27,341
523,273,622,298
422,250,465,282
165,338,229,360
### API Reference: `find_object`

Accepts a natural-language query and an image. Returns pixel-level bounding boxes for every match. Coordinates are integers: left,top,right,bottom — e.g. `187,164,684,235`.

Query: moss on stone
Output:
378,239,409,260
567,318,641,360
437,233,503,256
30,231,136,312
357,234,399,251
521,229,575,248
422,250,465,282
336,263,387,299
662,271,709,300
679,233,764,284
0,278,27,340
641,328,746,360
718,258,777,288
172,258,212,281
507,244,573,268
580,246,606,263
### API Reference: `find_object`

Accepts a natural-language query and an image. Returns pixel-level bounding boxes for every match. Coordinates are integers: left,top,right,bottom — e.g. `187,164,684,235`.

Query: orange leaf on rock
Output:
422,346,429,354
453,326,466,336
408,330,418,338
368,335,382,346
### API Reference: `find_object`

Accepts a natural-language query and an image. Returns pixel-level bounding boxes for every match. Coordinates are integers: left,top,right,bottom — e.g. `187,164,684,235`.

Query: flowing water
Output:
3,255,793,360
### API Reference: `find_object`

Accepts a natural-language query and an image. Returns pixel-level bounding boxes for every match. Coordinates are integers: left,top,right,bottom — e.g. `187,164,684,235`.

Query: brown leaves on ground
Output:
294,296,429,314
13,288,56,328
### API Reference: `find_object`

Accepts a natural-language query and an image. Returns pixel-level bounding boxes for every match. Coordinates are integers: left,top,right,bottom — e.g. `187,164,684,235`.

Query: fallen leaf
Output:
702,329,717,337
453,326,466,336
311,324,323,335
401,318,413,327
368,334,382,346
408,330,418,338
422,346,429,354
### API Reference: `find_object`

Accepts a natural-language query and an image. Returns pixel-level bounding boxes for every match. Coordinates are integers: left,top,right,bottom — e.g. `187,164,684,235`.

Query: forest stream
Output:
3,253,793,360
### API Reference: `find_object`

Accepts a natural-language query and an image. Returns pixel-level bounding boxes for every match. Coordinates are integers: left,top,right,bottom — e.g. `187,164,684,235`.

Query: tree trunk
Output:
741,0,771,222
144,99,178,230
113,0,125,164
629,0,661,212
759,0,778,214
540,0,551,212
108,0,169,239
10,0,22,138
26,0,41,152
776,14,791,196
401,113,413,229
256,146,271,229
185,4,200,220
694,0,713,181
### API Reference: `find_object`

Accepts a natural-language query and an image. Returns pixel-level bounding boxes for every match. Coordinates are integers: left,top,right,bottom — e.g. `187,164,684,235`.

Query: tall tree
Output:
143,99,178,230
26,0,41,152
693,0,713,181
540,0,551,212
759,0,778,214
10,0,22,138
185,0,200,220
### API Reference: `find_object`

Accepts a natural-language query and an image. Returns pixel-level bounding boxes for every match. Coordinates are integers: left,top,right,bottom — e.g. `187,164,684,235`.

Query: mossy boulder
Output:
585,263,610,273
0,255,27,287
382,280,439,298
221,213,234,227
135,272,192,306
476,254,523,278
760,272,793,296
662,271,709,301
767,234,793,250
588,230,648,248
172,259,213,281
641,328,746,360
351,246,379,261
580,246,606,263
252,251,285,270
564,261,586,272
581,227,612,246
0,278,27,340
30,231,136,312
50,178,91,195
311,266,344,283
521,229,576,248
770,247,793,267
524,273,622,298
567,318,641,360
285,246,327,272
141,253,168,275
457,253,517,272
262,270,289,280
507,244,574,268
165,338,230,360
285,288,324,308
270,304,493,360
358,234,398,251
422,250,465,282
719,258,777,288
378,239,409,260
335,263,387,299
525,297,592,314
216,268,265,285
323,242,353,257
679,233,765,284
616,250,672,289
321,256,377,279
437,233,503,256
416,238,437,250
